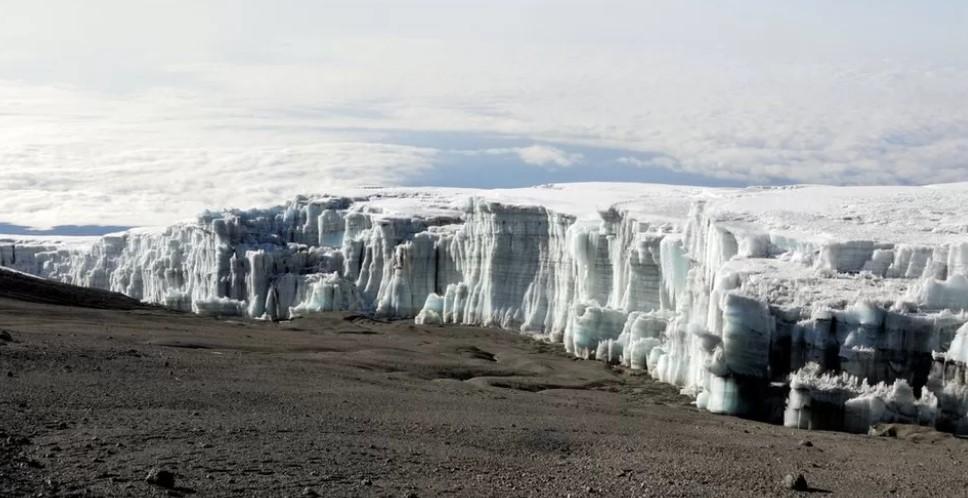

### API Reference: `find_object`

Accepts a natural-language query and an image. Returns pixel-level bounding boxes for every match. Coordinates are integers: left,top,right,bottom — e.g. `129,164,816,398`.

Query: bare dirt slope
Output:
1,283,967,496
0,268,150,310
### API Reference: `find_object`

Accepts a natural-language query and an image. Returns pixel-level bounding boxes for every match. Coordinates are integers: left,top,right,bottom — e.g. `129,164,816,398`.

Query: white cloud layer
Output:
0,140,437,228
513,145,583,168
1,1,967,227
461,145,583,169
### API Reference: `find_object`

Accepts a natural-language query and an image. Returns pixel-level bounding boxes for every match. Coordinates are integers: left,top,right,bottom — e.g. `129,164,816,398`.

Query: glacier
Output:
4,182,968,434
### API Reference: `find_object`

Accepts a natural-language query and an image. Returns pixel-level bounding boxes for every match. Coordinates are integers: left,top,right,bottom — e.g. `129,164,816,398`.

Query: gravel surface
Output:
2,289,967,497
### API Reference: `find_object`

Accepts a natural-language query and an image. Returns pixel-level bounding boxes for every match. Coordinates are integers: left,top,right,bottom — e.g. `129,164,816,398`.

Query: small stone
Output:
0,330,12,341
783,473,808,491
361,478,373,486
302,487,318,496
145,468,176,488
798,439,813,447
7,435,30,445
6,371,12,378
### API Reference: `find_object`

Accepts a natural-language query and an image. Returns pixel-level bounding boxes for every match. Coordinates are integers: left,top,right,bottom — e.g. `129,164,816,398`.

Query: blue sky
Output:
1,1,967,229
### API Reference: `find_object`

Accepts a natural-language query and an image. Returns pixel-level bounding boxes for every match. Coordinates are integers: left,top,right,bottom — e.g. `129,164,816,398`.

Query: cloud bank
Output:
0,139,437,228
1,1,967,228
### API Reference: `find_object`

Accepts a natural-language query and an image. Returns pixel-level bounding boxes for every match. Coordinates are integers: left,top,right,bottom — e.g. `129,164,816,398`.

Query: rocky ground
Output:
1,277,967,497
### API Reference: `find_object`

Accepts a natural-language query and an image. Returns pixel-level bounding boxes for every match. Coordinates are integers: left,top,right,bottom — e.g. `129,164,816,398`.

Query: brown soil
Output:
0,269,150,311
1,274,966,496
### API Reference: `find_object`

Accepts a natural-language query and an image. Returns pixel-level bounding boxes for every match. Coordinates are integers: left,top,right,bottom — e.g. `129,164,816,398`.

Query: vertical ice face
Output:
568,304,628,359
720,293,772,379
784,363,940,433
5,183,968,434
420,199,581,334
819,241,875,273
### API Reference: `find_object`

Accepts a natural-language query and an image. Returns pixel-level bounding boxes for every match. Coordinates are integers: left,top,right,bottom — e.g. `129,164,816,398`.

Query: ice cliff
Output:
4,182,968,434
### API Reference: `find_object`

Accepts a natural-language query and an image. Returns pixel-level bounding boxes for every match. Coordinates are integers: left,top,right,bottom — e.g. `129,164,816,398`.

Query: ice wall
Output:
5,184,968,434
